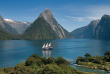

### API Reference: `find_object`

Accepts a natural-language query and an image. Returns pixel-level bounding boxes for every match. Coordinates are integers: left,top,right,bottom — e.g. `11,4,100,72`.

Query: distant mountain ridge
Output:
71,14,110,40
0,15,19,35
71,20,100,38
0,15,31,35
4,19,31,34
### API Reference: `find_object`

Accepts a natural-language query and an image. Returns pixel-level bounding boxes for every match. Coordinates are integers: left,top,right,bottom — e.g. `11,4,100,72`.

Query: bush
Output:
104,55,110,62
4,67,14,73
47,57,55,64
41,57,47,64
76,56,87,63
55,57,71,65
15,66,33,74
104,51,110,56
25,57,43,66
104,51,110,62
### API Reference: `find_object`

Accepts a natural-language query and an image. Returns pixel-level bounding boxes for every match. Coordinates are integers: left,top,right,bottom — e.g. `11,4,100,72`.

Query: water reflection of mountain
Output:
42,49,52,58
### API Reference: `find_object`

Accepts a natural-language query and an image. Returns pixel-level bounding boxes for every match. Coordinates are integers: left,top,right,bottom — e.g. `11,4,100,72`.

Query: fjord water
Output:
0,39,109,73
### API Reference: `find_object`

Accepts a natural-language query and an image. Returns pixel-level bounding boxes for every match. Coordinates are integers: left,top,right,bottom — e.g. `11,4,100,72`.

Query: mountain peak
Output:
39,8,54,19
45,8,51,11
102,14,110,19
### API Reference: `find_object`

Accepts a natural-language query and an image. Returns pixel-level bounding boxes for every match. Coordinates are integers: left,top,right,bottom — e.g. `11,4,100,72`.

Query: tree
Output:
85,53,91,58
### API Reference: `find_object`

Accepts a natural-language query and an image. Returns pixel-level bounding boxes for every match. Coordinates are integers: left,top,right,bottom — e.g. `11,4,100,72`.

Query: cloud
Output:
86,5,110,19
66,16,85,21
86,17,100,20
67,5,110,22
66,16,101,22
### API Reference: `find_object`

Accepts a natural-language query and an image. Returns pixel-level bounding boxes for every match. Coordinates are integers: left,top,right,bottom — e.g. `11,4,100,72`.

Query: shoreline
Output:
74,64,110,73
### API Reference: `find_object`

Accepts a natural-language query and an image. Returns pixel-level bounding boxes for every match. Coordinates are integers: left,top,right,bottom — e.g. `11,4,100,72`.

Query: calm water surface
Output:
0,39,110,74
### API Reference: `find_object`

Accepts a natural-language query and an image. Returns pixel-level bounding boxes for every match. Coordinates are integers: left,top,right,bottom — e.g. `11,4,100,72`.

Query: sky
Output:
0,0,110,32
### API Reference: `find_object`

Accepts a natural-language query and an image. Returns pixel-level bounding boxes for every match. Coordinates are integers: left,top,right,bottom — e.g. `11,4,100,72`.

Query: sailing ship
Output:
42,42,53,50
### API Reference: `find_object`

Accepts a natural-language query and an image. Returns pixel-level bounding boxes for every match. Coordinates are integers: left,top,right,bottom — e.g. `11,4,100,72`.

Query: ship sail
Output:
46,43,48,47
49,42,51,47
42,43,45,48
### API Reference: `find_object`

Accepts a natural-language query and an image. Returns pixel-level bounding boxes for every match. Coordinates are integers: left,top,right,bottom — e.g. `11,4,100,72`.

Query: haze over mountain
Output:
71,20,100,38
22,8,73,40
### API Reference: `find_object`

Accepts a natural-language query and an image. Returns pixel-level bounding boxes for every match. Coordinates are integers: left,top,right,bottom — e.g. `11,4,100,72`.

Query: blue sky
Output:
0,0,110,32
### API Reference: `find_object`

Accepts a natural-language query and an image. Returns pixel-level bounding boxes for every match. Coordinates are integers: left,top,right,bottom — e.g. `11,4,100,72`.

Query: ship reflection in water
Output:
42,50,52,58
42,42,53,58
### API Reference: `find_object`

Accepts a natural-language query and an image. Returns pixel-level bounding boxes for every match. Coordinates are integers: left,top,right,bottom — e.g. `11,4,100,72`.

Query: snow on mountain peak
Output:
4,19,15,23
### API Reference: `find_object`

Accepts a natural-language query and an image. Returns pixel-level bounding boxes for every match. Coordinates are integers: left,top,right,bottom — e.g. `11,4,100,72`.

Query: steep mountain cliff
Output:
0,16,16,40
22,8,73,40
0,15,19,34
71,20,100,38
39,8,72,39
95,15,110,40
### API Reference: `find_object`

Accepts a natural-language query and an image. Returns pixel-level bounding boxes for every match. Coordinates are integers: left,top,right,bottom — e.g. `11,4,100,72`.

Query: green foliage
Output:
104,51,110,62
76,52,110,72
0,29,16,40
104,51,110,56
47,57,55,64
76,56,87,63
25,54,43,66
4,67,14,73
0,54,87,74
55,57,71,65
34,64,64,74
